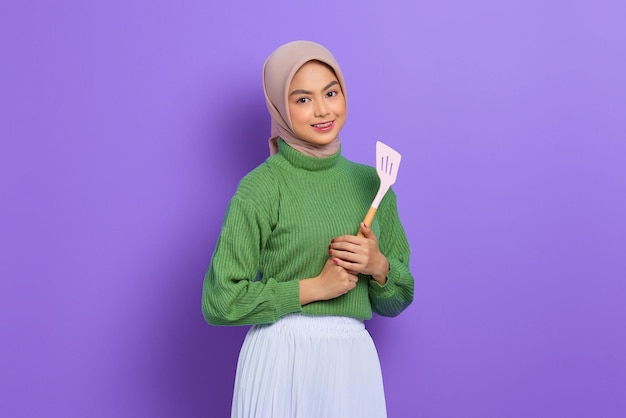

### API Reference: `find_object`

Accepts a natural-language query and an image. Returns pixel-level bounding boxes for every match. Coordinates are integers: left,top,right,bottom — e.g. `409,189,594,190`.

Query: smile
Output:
311,120,334,131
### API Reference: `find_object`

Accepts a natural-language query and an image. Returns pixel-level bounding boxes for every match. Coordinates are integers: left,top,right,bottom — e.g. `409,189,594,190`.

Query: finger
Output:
329,240,364,254
330,235,351,244
330,248,365,264
331,235,363,246
332,257,361,273
360,222,376,239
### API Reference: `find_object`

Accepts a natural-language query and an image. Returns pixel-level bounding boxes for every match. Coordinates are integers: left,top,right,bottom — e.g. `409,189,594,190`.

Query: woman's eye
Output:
296,97,309,104
327,91,337,98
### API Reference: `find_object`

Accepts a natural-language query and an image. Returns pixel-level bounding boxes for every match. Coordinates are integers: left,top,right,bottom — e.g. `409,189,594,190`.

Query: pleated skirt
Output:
231,314,387,418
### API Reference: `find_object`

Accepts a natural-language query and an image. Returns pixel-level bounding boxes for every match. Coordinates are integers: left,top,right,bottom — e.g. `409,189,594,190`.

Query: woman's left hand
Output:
329,223,389,285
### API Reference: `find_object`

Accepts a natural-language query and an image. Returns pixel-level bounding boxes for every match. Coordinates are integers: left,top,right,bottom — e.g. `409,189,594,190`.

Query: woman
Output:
202,40,414,418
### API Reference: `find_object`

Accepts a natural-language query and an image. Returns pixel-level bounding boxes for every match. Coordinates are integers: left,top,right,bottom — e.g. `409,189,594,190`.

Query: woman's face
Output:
287,60,346,146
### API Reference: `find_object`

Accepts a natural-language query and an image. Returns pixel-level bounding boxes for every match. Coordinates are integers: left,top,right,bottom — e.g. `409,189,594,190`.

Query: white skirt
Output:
231,314,387,418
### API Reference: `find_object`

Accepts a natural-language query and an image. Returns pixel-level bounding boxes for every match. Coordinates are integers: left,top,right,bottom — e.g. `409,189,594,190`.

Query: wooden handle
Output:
357,206,377,237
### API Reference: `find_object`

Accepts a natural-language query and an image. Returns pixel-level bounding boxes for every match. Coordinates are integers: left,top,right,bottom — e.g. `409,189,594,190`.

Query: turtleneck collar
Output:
277,139,341,171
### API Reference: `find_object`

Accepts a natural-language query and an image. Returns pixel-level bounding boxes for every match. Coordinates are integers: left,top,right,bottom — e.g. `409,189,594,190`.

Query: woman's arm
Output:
202,195,361,326
202,196,302,325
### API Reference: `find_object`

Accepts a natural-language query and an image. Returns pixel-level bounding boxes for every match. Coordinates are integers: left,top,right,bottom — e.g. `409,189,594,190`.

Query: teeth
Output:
314,121,332,128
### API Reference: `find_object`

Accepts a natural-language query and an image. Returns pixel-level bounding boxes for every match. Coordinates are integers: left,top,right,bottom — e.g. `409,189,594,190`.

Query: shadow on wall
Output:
192,88,269,415
209,80,270,184
153,85,268,416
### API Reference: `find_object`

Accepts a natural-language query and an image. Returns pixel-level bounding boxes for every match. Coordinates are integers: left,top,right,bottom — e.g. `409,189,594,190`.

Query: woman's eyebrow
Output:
322,80,339,91
289,80,339,96
289,88,312,96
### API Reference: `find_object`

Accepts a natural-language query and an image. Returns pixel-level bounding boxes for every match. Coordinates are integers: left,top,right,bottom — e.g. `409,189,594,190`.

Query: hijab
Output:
263,40,347,158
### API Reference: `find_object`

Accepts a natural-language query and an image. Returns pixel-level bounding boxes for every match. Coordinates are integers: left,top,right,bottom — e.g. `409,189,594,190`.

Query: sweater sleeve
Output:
202,194,303,326
368,189,414,317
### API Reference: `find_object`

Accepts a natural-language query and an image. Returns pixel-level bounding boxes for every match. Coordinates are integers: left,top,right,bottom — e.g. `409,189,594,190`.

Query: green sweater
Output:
202,140,414,326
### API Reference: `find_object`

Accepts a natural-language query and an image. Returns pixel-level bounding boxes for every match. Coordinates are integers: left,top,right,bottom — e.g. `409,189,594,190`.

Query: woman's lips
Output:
311,120,334,132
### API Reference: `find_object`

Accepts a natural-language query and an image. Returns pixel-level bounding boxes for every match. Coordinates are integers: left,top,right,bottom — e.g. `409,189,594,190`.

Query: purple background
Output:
2,1,625,417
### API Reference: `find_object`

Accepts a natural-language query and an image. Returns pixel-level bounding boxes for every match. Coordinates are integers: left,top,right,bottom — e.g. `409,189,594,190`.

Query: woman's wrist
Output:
371,257,390,285
299,277,320,305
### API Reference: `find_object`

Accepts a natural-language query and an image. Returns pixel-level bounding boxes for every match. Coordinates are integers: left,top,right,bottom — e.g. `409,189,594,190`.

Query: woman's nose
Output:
314,100,330,117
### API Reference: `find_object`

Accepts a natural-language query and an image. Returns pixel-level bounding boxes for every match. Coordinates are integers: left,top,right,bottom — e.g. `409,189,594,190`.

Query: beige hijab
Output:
263,40,347,158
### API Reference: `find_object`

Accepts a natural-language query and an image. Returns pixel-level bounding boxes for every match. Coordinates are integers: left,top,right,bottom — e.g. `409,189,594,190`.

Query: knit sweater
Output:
202,140,414,326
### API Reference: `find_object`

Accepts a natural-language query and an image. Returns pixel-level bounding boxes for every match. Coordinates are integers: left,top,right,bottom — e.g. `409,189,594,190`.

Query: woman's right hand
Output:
299,258,358,305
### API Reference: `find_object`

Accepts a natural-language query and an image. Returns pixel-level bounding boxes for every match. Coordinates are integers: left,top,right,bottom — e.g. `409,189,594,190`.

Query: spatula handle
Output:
357,206,377,237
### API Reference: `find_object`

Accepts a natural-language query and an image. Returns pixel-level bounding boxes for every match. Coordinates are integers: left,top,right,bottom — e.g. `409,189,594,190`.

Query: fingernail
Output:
331,239,335,243
328,249,332,255
332,259,338,265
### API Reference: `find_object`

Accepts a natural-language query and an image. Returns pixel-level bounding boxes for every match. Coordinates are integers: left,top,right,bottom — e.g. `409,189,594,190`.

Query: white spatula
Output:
357,141,402,237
